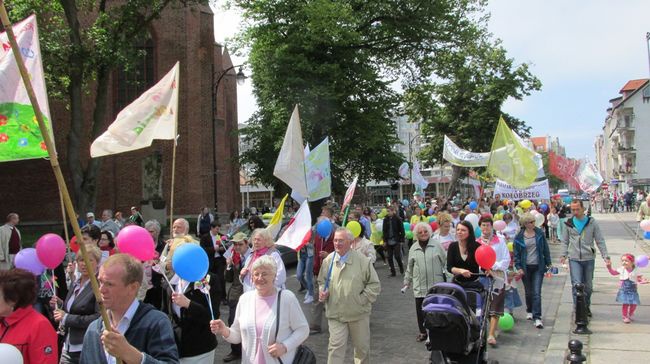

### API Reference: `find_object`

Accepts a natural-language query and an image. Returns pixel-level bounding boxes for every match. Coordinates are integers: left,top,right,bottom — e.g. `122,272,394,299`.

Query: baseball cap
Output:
231,232,248,243
86,212,95,218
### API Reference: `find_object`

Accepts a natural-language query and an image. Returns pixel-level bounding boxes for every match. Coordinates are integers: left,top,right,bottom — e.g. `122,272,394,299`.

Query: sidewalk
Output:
546,212,650,363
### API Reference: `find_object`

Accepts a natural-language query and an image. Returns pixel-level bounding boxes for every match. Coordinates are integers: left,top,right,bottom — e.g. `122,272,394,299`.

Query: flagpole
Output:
169,135,177,238
0,5,118,363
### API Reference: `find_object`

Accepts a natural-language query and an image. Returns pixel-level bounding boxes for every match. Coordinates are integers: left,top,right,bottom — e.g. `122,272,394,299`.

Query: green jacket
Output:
637,202,650,222
404,238,447,298
318,249,381,322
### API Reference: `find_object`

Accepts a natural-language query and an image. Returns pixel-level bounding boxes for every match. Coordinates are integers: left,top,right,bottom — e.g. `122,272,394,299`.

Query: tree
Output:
405,36,542,197
233,0,489,196
7,0,202,212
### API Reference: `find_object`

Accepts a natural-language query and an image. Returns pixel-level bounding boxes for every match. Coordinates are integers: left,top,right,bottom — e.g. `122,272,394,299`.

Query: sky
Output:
213,1,650,161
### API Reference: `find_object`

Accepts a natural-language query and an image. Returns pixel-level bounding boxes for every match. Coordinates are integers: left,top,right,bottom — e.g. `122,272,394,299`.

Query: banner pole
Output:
0,5,118,363
169,135,177,238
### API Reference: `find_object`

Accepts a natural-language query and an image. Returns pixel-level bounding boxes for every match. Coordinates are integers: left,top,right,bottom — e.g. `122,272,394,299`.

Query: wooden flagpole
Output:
0,4,119,362
169,135,177,238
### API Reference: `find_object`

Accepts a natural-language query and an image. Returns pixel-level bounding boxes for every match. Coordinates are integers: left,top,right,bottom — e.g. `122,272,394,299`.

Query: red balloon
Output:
475,245,496,270
430,221,439,232
70,236,80,253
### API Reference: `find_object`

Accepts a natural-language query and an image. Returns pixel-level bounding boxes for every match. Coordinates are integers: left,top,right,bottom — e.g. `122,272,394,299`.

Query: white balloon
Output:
465,213,480,229
375,219,383,231
534,213,545,227
530,210,539,216
0,343,23,364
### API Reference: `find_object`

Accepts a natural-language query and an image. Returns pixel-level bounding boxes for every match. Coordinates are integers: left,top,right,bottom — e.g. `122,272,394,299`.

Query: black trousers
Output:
386,243,404,274
374,245,386,262
415,297,426,334
212,257,227,302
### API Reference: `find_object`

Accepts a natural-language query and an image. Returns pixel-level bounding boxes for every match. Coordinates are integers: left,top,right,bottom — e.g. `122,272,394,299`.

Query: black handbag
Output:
275,290,317,364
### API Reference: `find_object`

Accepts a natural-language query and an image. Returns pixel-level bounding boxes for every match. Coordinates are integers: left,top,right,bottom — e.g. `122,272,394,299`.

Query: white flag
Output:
0,15,55,162
291,144,310,204
90,62,179,157
274,105,308,197
341,176,358,211
276,200,312,251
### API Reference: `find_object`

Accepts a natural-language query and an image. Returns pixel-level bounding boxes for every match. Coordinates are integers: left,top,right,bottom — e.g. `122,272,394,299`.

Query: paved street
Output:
213,244,568,363
211,213,650,363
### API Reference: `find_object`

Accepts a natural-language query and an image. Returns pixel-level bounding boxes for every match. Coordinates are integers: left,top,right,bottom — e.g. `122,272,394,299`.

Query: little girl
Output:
606,254,641,323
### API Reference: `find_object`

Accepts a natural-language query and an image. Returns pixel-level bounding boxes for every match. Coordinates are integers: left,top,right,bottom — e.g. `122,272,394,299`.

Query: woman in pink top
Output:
210,255,309,363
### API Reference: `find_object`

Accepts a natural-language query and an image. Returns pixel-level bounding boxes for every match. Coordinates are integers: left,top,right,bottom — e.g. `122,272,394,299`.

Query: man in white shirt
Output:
0,212,21,270
80,254,178,364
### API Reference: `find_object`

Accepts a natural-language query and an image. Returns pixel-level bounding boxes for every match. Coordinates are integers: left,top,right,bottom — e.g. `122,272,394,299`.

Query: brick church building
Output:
0,4,241,225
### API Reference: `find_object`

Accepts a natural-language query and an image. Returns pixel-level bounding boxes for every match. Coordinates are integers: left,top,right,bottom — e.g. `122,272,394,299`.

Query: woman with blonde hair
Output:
240,228,286,292
435,212,456,251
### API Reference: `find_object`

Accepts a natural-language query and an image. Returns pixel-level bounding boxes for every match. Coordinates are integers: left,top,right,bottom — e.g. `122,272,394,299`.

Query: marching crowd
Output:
1,191,649,364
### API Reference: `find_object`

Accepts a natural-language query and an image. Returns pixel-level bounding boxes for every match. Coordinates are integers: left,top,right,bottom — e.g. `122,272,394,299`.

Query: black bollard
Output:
566,339,587,363
573,283,592,334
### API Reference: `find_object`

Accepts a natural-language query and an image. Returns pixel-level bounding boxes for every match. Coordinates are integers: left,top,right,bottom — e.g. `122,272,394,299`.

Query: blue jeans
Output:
521,264,544,320
569,259,595,307
296,251,314,297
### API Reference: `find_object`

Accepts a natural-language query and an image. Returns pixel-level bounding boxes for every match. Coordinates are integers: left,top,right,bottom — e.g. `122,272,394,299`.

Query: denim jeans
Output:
521,264,544,320
296,251,314,297
569,259,595,307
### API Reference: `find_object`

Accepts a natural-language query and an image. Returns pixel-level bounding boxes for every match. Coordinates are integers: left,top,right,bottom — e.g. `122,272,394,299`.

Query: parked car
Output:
276,244,298,267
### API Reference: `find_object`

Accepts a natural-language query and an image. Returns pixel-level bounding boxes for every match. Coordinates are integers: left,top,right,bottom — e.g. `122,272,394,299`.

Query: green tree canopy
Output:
233,0,489,194
7,0,201,211
405,36,542,195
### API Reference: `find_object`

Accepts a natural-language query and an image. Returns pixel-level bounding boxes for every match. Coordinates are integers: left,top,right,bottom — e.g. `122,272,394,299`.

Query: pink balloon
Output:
117,225,155,261
494,220,507,232
640,220,650,232
36,233,67,269
15,248,46,275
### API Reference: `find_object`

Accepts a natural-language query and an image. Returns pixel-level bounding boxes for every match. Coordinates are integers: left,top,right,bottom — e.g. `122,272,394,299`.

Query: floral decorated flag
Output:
0,14,53,162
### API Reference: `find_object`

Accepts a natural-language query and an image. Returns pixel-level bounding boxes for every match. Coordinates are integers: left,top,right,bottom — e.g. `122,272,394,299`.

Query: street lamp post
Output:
211,63,246,215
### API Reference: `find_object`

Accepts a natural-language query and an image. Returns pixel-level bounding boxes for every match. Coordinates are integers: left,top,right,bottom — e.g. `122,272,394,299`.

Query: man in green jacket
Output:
318,227,381,364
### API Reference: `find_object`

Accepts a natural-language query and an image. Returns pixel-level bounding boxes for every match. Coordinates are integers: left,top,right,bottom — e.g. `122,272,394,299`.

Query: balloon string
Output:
205,292,215,320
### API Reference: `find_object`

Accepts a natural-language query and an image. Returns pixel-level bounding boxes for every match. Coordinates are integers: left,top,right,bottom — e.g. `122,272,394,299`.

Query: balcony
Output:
617,145,636,155
616,167,636,176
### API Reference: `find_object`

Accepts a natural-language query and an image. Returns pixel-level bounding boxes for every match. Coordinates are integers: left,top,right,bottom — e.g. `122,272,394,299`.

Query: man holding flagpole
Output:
318,227,380,364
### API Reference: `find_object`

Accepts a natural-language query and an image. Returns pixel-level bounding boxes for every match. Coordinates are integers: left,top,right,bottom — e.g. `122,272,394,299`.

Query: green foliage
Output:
408,38,541,168
5,0,195,211
234,0,489,194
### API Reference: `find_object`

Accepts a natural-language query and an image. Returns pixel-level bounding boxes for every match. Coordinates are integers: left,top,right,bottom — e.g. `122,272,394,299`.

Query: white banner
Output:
494,179,550,200
443,135,490,167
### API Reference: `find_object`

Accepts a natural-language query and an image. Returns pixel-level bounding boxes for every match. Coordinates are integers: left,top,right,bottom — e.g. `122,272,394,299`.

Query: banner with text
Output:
494,179,550,200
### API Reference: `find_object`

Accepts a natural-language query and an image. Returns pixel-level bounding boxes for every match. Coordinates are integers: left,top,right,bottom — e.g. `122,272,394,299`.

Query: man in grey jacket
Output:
560,200,610,316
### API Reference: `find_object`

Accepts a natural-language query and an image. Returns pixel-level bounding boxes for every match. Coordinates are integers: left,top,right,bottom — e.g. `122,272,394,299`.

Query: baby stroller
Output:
422,274,499,364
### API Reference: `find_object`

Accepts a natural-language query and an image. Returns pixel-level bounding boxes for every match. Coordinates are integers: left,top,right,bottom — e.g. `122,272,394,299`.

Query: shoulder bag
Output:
274,290,317,364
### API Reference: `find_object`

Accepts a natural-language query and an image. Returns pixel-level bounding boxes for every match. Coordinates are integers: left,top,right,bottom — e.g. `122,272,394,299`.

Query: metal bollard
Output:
566,339,587,363
573,283,592,334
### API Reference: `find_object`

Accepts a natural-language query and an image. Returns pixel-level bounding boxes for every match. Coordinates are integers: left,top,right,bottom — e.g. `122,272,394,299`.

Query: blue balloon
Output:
402,199,410,207
403,222,411,231
563,196,572,204
316,219,333,238
172,243,209,282
644,231,650,240
474,226,482,239
540,203,549,213
469,201,478,210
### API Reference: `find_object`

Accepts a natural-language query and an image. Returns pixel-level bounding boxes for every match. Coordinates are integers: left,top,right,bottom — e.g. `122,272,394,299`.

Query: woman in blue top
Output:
514,213,552,329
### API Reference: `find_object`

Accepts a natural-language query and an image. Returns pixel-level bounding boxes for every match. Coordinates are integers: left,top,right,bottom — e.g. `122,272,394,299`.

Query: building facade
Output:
0,4,241,224
595,79,650,193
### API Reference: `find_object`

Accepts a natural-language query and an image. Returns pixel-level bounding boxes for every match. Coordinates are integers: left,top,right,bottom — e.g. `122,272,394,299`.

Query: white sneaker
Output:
534,319,543,329
303,295,314,304
526,313,533,320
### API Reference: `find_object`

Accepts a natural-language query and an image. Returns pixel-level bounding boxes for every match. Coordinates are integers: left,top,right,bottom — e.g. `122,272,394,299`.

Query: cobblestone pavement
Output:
212,240,567,364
